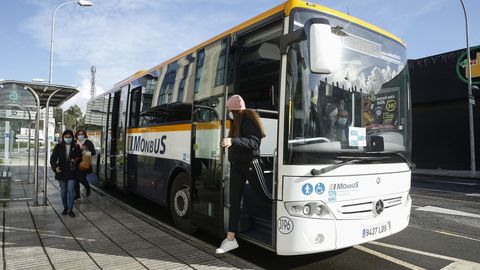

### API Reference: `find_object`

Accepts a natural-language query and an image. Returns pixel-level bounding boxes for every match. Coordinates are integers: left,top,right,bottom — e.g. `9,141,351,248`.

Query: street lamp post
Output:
48,0,93,84
459,0,476,177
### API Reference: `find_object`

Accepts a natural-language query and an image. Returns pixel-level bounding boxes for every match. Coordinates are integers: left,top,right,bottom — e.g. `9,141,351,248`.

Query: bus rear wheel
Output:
169,173,196,234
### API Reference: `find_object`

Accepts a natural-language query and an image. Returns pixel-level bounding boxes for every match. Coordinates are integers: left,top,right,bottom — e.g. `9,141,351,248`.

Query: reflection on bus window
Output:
285,10,409,165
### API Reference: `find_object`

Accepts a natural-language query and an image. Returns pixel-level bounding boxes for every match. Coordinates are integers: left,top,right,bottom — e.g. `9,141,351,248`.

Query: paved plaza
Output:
0,177,261,270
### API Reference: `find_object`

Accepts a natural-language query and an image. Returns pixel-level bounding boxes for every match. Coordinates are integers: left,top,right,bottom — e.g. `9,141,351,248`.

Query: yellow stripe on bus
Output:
127,121,230,134
128,123,191,134
196,122,220,130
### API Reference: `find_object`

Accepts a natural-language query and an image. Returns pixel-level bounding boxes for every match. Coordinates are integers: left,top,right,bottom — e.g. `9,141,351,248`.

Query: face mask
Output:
228,112,234,120
64,138,72,144
77,135,85,141
338,117,348,126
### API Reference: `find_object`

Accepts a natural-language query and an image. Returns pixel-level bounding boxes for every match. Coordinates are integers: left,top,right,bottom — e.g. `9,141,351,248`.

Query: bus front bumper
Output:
276,194,411,256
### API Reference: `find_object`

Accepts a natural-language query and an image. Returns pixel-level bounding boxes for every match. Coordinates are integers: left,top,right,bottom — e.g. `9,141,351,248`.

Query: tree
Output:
64,105,84,131
54,107,63,134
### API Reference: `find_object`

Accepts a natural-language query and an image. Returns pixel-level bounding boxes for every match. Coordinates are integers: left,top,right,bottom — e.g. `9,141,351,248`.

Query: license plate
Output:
362,222,389,238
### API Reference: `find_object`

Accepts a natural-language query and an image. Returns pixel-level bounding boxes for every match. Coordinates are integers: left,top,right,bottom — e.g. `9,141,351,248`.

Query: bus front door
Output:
190,103,225,236
190,38,230,237
105,90,126,189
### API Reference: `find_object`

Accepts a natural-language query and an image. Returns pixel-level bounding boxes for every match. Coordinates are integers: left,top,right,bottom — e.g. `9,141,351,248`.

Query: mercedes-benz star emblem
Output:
373,200,384,215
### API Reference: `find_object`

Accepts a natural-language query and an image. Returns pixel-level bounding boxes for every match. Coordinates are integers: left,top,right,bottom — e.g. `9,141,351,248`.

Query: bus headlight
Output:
285,201,333,219
302,205,311,215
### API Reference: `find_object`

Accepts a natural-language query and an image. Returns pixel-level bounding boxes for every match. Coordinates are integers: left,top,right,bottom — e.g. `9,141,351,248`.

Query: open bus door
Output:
105,89,128,190
190,38,229,237
225,19,282,249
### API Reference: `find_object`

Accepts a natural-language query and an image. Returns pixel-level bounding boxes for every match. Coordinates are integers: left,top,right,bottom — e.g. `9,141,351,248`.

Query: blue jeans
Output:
59,179,76,210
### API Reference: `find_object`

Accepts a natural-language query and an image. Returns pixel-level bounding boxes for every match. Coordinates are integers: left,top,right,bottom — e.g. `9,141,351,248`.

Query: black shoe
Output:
74,196,81,200
62,209,68,215
86,187,91,197
68,210,76,217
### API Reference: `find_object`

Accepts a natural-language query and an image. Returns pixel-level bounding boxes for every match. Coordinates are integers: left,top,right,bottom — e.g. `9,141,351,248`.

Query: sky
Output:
1,0,479,113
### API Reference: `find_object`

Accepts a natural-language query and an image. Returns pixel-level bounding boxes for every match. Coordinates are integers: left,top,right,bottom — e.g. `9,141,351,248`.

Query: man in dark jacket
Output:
50,130,82,217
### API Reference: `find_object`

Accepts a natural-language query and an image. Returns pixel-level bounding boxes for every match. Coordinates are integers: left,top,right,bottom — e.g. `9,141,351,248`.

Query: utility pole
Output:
459,0,476,177
90,65,96,100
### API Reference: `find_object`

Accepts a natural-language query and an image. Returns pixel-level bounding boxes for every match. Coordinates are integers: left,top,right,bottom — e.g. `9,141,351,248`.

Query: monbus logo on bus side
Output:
127,135,167,154
329,182,359,190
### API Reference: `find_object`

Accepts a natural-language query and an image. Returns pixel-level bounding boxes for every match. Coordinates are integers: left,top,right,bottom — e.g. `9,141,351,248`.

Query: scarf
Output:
77,139,86,148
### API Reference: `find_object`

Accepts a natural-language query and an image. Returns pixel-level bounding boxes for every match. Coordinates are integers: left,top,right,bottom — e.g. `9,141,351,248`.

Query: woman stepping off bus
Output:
217,95,272,254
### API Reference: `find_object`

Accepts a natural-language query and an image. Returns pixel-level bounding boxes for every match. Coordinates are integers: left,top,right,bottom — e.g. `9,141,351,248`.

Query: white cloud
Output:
21,0,278,112
61,78,106,113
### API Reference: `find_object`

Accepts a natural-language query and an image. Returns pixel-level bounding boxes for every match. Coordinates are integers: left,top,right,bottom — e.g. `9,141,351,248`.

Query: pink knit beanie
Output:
226,95,246,111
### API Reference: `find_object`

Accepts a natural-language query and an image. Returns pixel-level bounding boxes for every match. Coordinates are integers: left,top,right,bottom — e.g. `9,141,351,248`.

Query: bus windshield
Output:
285,10,411,165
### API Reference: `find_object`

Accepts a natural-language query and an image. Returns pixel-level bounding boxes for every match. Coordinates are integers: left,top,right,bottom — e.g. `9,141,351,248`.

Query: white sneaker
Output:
215,238,239,254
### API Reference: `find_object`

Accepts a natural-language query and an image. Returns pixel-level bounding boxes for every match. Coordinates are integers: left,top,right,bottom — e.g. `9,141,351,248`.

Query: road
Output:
110,174,480,270
7,149,480,268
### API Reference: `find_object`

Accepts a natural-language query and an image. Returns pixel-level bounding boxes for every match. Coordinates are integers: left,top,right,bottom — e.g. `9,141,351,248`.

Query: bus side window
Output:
143,75,158,109
193,107,218,123
158,61,179,105
194,38,228,95
234,19,282,111
129,88,142,127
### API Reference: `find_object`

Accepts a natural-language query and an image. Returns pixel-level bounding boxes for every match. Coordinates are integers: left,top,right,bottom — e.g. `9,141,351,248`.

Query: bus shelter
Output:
0,80,78,205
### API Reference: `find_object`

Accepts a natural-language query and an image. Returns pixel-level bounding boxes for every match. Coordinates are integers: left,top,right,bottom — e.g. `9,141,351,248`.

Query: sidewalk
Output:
413,168,480,180
1,178,262,270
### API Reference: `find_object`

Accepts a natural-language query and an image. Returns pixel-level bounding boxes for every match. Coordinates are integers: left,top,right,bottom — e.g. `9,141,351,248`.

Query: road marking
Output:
415,179,479,186
411,194,480,205
415,206,480,219
466,193,480,197
354,245,426,270
408,224,480,243
369,241,480,266
441,261,480,270
412,187,468,195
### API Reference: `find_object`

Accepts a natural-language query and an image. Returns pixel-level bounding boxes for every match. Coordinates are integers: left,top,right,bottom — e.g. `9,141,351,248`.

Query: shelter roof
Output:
0,80,78,108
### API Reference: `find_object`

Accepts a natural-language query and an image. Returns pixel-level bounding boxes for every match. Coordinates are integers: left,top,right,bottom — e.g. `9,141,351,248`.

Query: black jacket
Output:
228,117,262,164
50,142,82,181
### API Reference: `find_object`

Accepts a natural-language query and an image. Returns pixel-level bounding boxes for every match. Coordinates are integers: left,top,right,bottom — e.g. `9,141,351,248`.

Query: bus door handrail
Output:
273,148,277,200
253,109,278,115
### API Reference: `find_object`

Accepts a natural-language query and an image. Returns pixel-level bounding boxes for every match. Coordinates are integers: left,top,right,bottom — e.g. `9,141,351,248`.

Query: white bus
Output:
85,0,412,255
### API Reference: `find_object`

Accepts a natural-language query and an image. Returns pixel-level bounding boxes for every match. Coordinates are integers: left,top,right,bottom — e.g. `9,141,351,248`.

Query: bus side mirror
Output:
279,18,341,74
309,22,341,74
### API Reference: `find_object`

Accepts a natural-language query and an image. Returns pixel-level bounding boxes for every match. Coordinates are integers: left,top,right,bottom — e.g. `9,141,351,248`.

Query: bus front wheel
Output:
169,173,196,234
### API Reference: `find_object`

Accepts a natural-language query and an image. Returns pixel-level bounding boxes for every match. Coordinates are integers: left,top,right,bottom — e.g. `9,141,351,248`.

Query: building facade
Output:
409,46,480,170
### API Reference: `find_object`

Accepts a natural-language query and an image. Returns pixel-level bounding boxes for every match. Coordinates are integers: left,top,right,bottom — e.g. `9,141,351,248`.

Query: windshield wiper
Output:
395,153,416,169
310,156,389,176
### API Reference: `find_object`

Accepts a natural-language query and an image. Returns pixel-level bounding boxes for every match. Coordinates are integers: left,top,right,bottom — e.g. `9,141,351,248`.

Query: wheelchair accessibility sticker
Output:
315,183,325,195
